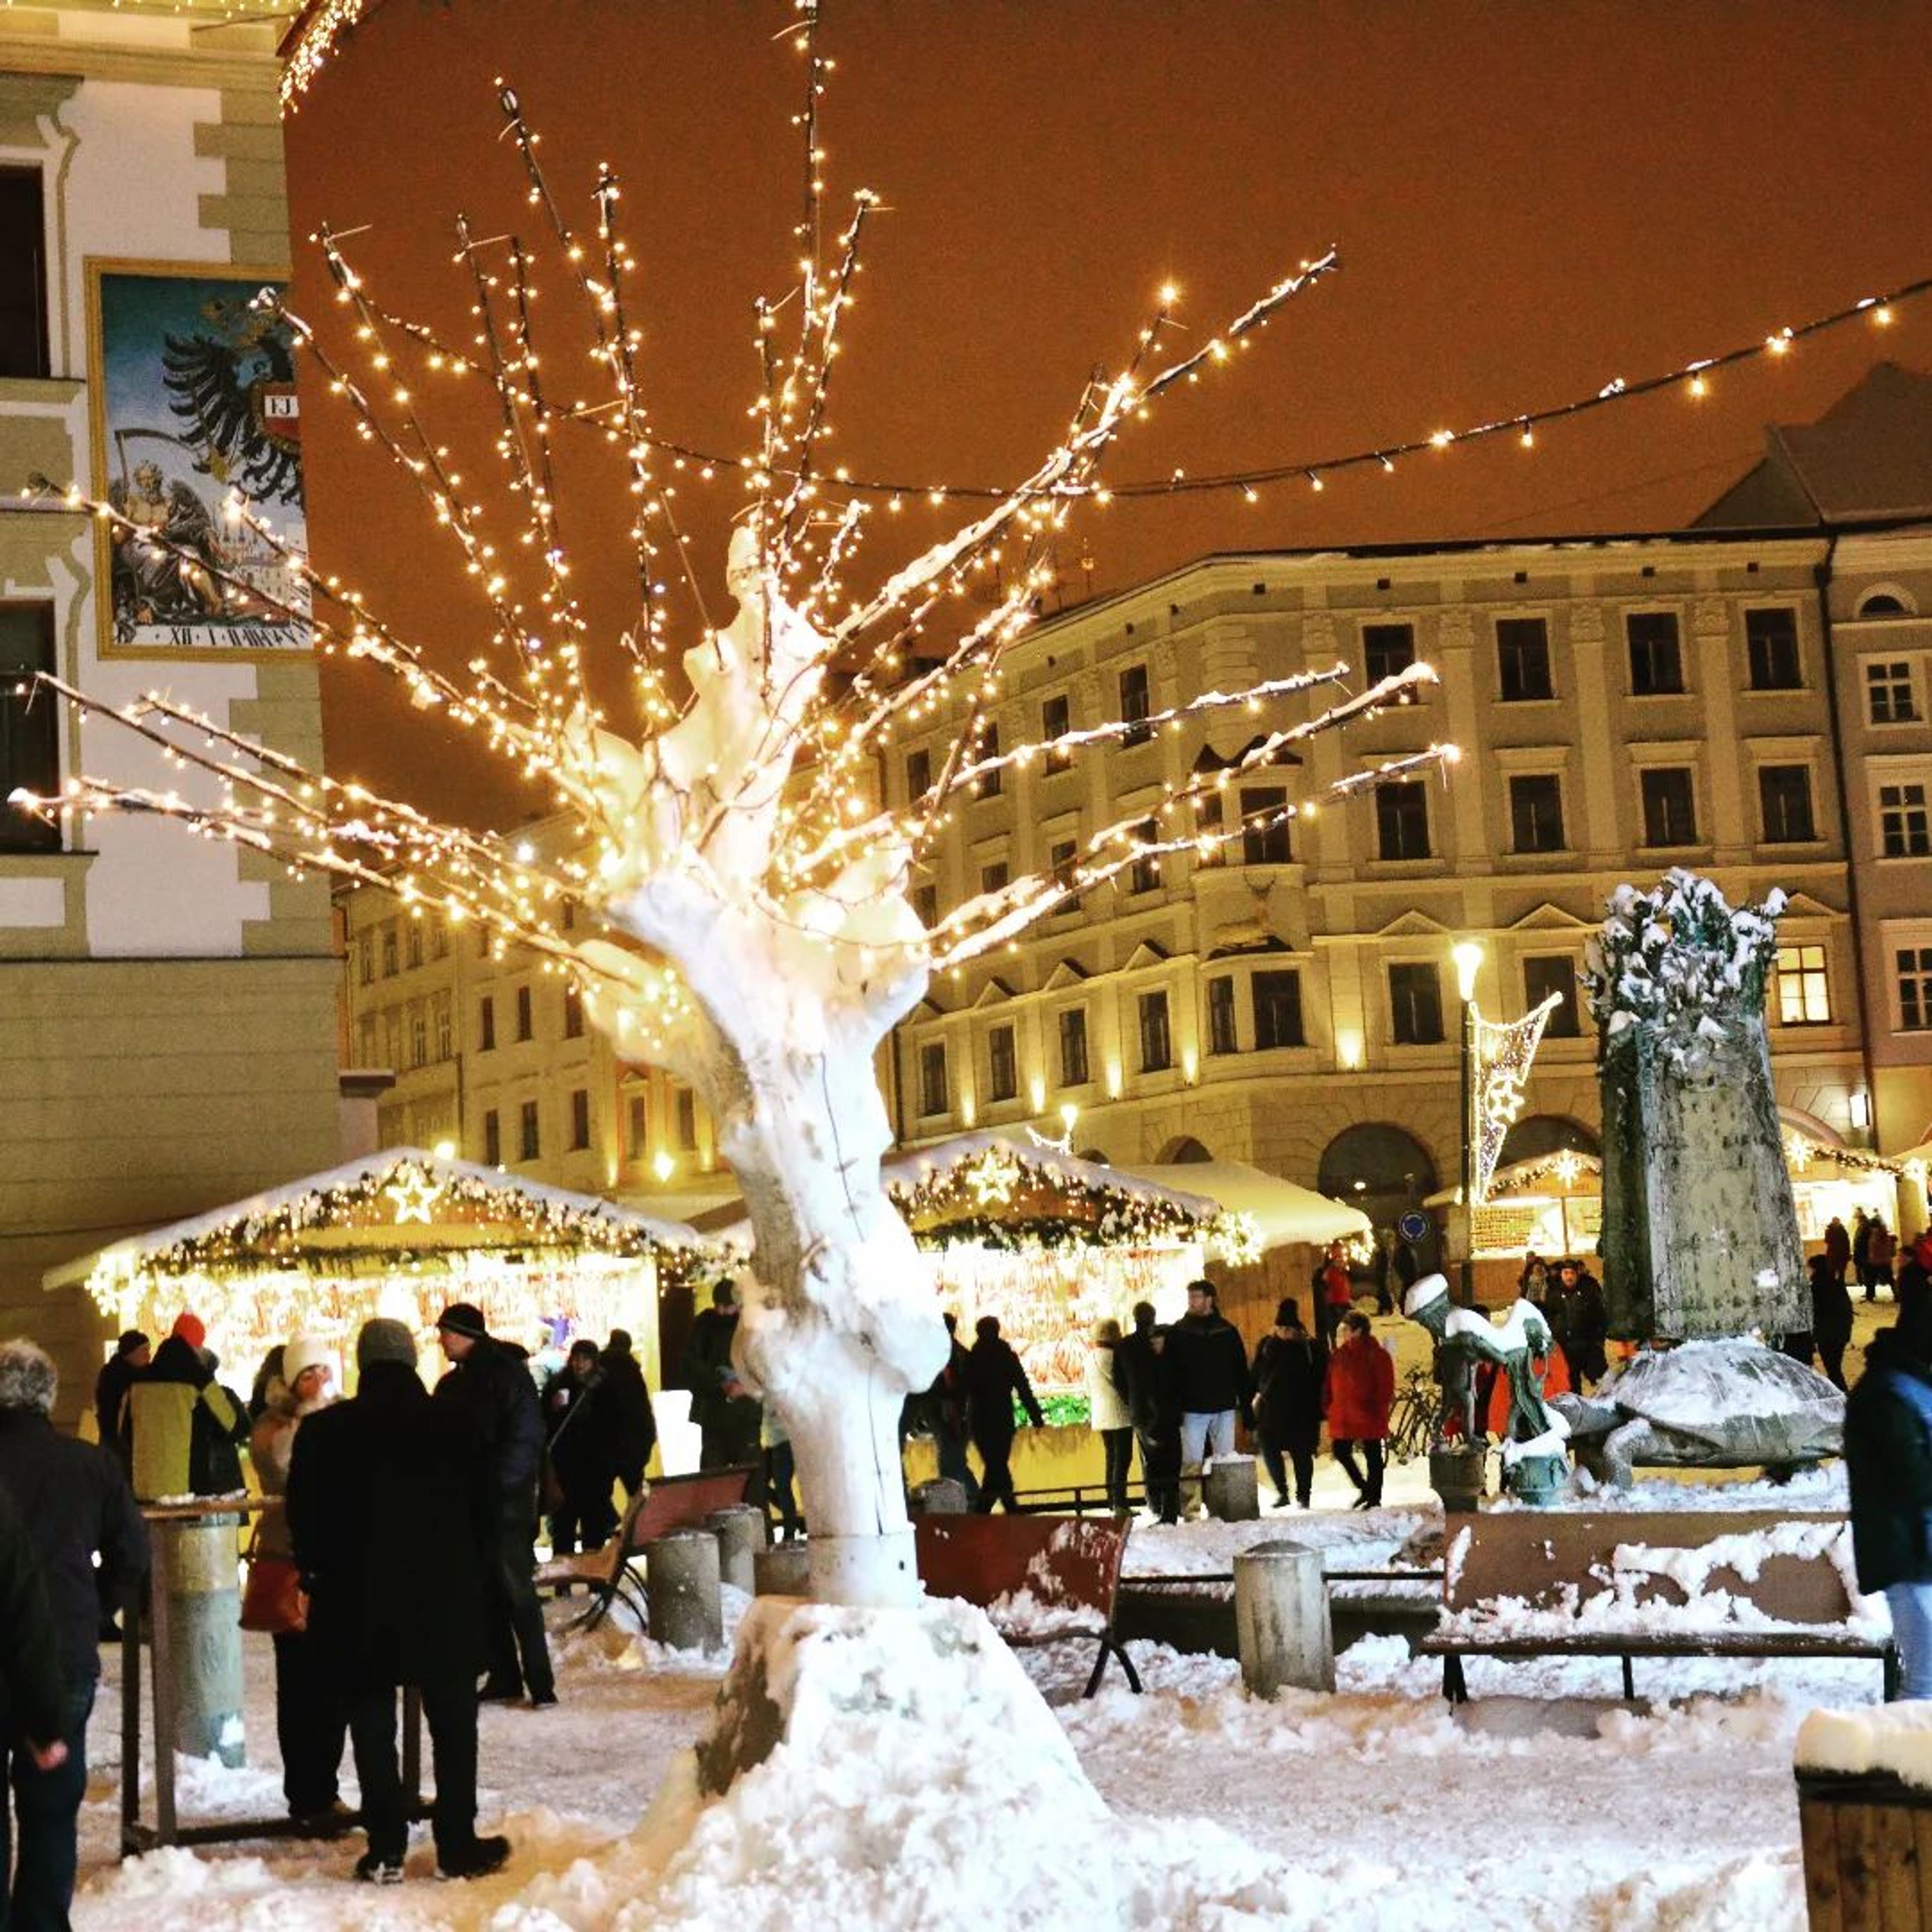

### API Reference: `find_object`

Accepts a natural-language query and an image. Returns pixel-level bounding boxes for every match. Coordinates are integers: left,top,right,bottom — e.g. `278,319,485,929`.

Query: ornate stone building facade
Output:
0,2,338,1410
886,525,1870,1239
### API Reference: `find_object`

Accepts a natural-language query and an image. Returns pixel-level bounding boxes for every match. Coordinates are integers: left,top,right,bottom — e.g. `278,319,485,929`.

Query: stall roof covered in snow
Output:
700,1132,1223,1251
1111,1160,1369,1248
45,1147,701,1290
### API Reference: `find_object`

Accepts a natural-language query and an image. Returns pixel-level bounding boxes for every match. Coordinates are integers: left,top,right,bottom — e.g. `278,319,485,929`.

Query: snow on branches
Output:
1581,868,1787,1070
10,16,1449,1090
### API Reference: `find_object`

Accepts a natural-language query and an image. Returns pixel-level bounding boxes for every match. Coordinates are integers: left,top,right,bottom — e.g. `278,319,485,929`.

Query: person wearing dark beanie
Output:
92,1333,149,1471
432,1305,553,1707
287,1318,508,1884
1253,1299,1324,1509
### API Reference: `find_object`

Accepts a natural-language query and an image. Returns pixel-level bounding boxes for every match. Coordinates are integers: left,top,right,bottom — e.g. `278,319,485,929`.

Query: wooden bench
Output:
914,1513,1142,1699
1418,1509,1897,1704
536,1465,755,1632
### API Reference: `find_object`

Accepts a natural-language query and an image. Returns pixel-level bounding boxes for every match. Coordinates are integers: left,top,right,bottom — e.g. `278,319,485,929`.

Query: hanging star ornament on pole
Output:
12,0,1457,1609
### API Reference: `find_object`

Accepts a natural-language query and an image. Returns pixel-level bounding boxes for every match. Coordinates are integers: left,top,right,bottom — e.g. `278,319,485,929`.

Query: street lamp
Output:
1451,941,1484,1307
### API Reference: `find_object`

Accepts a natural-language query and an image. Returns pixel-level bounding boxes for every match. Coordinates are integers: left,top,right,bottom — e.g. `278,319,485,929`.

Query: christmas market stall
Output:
1429,1130,1926,1299
47,1148,701,1395
1781,1128,1925,1246
880,1133,1243,1398
704,1131,1244,1494
1111,1158,1372,1334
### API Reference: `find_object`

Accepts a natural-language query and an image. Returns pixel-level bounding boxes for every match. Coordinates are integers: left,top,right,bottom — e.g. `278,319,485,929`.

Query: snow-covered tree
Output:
16,7,1448,1607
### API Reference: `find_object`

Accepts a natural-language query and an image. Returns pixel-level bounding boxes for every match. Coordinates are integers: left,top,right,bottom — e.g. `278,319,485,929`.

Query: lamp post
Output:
1452,941,1484,1308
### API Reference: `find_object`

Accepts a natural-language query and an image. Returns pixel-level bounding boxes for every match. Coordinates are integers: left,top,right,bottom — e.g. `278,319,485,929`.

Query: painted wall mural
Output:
90,262,308,657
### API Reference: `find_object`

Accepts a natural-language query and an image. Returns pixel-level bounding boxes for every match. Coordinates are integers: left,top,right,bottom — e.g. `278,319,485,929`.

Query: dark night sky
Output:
284,1,1932,826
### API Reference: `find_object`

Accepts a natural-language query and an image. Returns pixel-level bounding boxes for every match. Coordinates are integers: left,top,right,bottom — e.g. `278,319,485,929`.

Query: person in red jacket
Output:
1324,1314,1395,1510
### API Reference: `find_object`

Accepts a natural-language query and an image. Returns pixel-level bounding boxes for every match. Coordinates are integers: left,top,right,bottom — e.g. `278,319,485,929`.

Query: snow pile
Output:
1439,1518,1873,1639
1123,1509,1429,1578
538,1596,1120,1928
1797,1703,1932,1789
1615,1520,1872,1623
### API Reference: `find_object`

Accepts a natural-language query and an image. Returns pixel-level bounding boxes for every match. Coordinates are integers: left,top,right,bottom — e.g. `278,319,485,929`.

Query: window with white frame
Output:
1898,945,1932,1032
1879,782,1931,859
1868,661,1921,725
1774,943,1831,1025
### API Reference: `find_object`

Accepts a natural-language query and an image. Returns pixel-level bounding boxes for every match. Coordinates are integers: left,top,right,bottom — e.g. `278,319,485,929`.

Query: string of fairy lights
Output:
14,0,1928,1106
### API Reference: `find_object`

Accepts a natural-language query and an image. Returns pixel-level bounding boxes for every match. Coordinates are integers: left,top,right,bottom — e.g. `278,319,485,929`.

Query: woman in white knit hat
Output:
250,1336,347,1835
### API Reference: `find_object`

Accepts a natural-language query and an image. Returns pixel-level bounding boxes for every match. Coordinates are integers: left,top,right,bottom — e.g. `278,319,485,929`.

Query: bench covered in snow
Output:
914,1513,1142,1699
536,1465,755,1631
1418,1509,1897,1704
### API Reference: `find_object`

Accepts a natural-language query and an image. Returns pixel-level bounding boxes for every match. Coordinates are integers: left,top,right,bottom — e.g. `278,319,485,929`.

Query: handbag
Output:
239,1527,307,1635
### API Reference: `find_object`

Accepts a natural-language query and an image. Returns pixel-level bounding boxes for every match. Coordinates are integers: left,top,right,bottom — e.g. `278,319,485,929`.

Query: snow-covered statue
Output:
1582,870,1806,1342
1404,1273,1570,1503
1553,1338,1842,1488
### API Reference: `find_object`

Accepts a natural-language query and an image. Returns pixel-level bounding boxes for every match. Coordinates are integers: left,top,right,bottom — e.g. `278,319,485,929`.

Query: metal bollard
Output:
156,1515,246,1765
752,1541,811,1597
707,1504,767,1593
646,1527,723,1651
1204,1454,1260,1522
1234,1539,1334,1697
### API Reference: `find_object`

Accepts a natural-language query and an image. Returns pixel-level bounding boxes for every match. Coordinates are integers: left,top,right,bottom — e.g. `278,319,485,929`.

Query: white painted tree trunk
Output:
701,1018,947,1608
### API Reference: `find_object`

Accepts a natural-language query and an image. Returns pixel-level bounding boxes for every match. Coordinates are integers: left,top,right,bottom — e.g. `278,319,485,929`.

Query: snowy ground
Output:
75,1304,1896,1929
74,1514,1871,1930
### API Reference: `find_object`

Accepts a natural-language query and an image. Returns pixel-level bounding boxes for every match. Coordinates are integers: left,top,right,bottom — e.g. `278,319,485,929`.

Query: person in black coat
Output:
433,1303,554,1707
0,1338,148,1926
964,1316,1044,1513
598,1330,658,1500
1167,1279,1254,1510
1845,1308,1932,1699
682,1281,761,1471
91,1330,147,1466
288,1319,509,1885
543,1341,618,1556
922,1313,978,1505
1252,1299,1326,1509
1546,1261,1608,1389
0,1483,69,1763
1116,1301,1181,1523
0,1478,74,1928
1809,1252,1855,1392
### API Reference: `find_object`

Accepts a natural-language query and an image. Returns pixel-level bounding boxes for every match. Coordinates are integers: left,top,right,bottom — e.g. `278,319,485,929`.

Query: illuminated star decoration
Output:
385,1166,443,1225
964,1148,1020,1209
